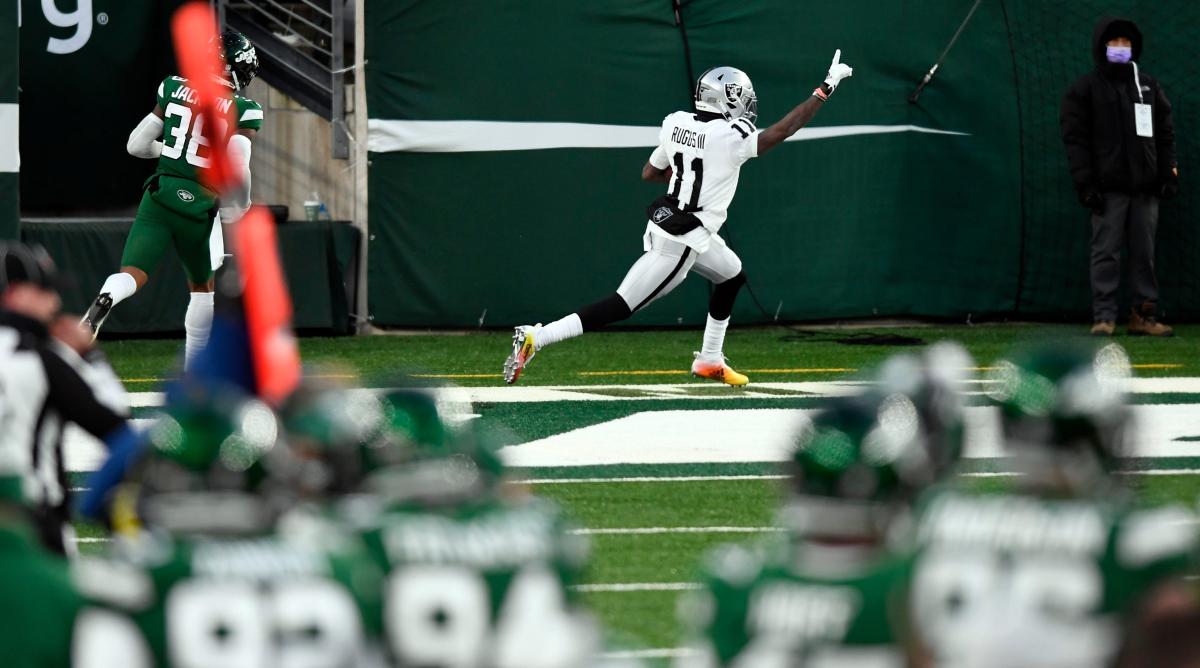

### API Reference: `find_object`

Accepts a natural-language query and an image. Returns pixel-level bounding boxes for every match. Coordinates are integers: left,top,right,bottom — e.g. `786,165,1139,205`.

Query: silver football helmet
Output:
694,66,758,124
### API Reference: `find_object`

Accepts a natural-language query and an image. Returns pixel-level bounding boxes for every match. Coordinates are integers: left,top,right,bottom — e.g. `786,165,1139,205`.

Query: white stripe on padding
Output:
240,108,264,122
0,104,18,172
366,119,969,153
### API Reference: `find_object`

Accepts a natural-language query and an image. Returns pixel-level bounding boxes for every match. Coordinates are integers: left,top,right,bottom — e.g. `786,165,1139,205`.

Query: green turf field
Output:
104,323,1199,387
89,324,1200,660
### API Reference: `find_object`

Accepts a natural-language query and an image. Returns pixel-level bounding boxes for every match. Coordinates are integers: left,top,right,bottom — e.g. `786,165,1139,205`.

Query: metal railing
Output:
217,0,350,158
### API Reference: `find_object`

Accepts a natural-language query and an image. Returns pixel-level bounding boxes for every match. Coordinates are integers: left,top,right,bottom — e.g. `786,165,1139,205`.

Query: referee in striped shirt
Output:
0,242,133,555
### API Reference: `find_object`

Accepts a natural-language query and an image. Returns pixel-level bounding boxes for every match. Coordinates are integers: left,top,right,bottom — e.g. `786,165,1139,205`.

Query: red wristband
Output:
812,86,830,101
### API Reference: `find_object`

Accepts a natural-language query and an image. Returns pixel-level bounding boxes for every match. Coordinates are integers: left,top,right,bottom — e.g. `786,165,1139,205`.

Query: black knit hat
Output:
0,242,64,292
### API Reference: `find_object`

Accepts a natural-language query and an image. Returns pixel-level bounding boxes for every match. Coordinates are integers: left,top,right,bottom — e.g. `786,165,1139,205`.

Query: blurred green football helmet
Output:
133,383,286,535
782,391,936,540
875,342,974,478
365,387,505,507
988,341,1131,492
280,382,503,508
279,382,392,497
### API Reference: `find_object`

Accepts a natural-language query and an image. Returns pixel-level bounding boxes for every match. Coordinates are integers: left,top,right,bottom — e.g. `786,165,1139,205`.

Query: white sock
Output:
184,292,215,369
700,314,730,360
99,272,138,306
535,313,583,351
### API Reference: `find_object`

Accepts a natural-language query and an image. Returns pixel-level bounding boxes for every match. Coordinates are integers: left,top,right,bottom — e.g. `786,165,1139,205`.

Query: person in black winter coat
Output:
1060,16,1178,337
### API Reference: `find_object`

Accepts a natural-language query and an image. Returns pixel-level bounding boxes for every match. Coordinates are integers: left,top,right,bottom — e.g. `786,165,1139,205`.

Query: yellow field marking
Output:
119,365,1184,384
412,373,504,379
744,368,858,374
971,364,1182,371
119,373,359,384
578,367,856,377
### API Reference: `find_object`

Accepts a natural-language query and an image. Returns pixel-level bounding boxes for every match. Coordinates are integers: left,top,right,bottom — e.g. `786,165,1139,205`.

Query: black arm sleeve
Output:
1060,78,1095,191
39,349,126,441
1154,84,1177,179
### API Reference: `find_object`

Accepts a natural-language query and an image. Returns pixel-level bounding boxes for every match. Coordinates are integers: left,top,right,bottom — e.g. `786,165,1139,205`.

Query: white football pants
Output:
616,232,742,312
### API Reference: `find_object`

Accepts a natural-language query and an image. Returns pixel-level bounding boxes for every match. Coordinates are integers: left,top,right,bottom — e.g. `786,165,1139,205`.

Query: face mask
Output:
1106,45,1132,64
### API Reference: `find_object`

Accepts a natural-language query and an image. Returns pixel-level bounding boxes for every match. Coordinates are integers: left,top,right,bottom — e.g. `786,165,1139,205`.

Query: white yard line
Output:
572,582,701,593
500,405,1200,468
600,648,696,660
519,475,790,484
571,526,782,536
962,469,1200,478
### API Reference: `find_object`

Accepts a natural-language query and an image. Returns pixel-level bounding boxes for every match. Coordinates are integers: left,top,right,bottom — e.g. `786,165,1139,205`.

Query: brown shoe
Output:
1090,321,1115,336
1128,304,1174,337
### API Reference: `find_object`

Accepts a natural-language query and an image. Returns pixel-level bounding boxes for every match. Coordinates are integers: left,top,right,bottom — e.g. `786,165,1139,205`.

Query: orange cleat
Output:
690,352,749,386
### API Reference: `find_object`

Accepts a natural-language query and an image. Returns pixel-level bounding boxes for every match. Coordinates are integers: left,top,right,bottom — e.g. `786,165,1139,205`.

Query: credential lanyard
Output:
1132,61,1144,103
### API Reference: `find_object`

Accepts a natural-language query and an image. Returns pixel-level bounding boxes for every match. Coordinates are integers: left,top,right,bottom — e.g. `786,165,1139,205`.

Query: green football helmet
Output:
782,391,936,540
875,342,974,478
280,381,502,508
133,383,287,535
215,30,259,90
988,341,1131,492
364,387,505,508
279,382,392,497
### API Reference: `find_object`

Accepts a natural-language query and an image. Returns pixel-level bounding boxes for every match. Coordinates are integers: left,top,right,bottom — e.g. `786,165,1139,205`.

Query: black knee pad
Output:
578,292,633,331
709,271,746,320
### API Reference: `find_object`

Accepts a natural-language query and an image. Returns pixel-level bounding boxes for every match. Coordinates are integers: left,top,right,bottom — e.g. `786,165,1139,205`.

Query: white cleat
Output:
503,325,540,385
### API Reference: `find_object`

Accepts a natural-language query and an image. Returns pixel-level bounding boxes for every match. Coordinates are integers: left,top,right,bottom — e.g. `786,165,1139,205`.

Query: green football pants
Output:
120,190,215,284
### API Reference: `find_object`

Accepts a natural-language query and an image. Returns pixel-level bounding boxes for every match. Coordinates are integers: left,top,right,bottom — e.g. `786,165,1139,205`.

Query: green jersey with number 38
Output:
911,487,1197,668
347,496,600,668
679,539,913,668
71,523,384,668
155,76,263,188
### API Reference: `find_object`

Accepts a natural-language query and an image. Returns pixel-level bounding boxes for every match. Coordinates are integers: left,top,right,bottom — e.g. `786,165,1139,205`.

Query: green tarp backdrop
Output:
21,220,361,335
365,0,1198,327
1,0,17,238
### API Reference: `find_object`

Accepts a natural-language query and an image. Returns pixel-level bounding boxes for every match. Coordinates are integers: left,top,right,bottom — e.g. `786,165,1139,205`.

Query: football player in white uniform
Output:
504,51,854,385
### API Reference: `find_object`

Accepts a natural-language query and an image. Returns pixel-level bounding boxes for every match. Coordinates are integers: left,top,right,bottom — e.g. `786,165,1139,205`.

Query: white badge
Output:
1134,103,1154,138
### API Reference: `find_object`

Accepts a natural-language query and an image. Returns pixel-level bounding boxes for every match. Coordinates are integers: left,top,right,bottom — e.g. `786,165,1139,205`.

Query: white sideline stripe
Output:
572,582,700,593
0,103,18,172
366,119,968,153
75,537,109,544
601,648,696,660
121,377,1200,409
519,475,789,484
571,526,782,536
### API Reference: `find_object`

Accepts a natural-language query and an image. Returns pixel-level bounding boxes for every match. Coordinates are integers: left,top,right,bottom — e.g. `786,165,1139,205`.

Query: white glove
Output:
824,49,854,90
219,201,250,225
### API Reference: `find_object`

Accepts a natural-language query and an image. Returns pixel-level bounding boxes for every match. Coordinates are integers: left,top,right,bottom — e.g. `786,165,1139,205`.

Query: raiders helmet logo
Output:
724,83,743,102
177,189,195,203
652,207,673,223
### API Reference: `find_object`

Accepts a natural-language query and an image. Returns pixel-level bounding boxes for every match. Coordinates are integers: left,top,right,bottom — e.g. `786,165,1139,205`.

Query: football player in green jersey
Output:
909,341,1198,668
678,388,940,667
280,382,605,668
0,495,83,668
82,31,262,368
71,382,385,667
